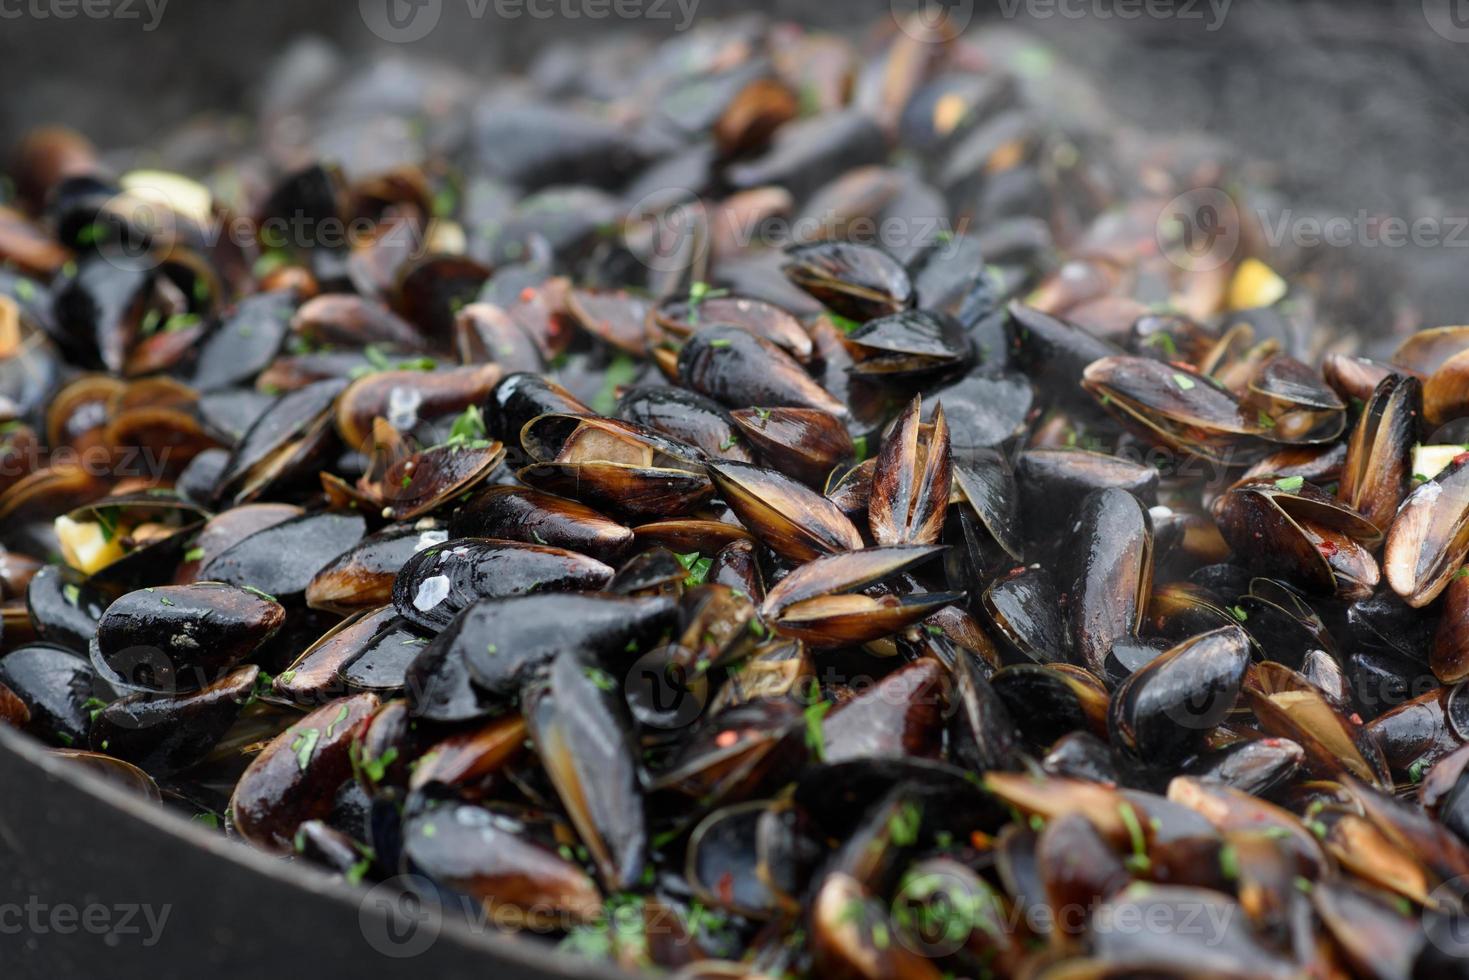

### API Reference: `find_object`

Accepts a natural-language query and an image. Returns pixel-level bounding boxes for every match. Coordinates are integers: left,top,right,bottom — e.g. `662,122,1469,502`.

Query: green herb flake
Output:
888,801,923,846
193,812,220,830
346,857,373,885
1218,843,1239,880
584,666,617,693
83,696,108,723
804,698,831,761
183,546,205,562
1143,331,1177,356
1408,757,1431,784
707,338,732,348
290,728,322,772
1117,801,1151,874
829,313,863,334
591,354,639,416
62,583,80,606
1273,475,1305,492
355,746,396,787
1229,605,1248,622
325,704,350,738
852,434,869,462
1257,410,1277,430
1171,372,1196,391
675,551,713,587
684,280,729,325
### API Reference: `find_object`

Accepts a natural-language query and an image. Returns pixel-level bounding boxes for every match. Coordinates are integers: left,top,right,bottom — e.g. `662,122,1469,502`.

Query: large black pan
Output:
0,724,632,979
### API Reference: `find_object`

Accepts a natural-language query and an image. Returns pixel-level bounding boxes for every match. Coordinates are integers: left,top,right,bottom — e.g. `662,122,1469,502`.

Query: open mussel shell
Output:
845,308,972,379
1244,678,1391,788
90,663,258,775
213,379,344,506
1083,355,1261,463
708,460,863,563
53,491,207,584
1245,353,1346,444
517,413,714,519
391,537,614,631
648,696,804,807
869,397,951,548
684,801,787,920
449,485,633,562
1065,487,1153,674
781,240,914,322
377,440,505,523
305,522,449,613
729,406,852,486
92,582,284,693
1108,625,1250,767
523,649,646,891
759,544,949,646
1391,325,1469,427
1338,374,1420,531
1214,479,1381,599
333,364,501,450
1385,454,1469,607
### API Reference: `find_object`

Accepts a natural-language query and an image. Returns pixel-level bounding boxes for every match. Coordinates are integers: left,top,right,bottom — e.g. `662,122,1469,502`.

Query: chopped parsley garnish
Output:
675,551,713,587
291,728,322,771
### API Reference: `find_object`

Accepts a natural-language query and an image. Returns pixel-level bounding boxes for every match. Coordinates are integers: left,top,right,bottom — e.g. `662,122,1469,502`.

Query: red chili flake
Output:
519,287,537,303
717,871,735,905
715,729,738,748
1317,540,1338,558
1349,712,1363,725
1455,452,1469,467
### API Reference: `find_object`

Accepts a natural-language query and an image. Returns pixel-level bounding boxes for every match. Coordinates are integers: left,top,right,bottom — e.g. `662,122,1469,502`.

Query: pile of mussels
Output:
3,14,1469,979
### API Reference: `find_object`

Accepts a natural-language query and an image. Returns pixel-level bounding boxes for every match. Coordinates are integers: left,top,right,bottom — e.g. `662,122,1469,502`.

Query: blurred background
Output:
2,0,1468,326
